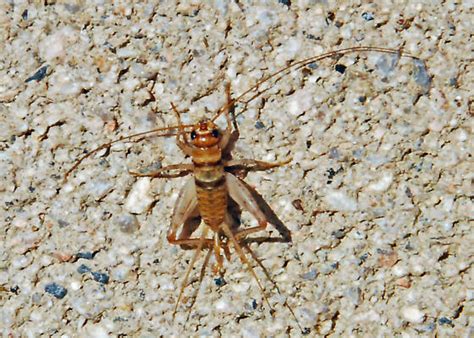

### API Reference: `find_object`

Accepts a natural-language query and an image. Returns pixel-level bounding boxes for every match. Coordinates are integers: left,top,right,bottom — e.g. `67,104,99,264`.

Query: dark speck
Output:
302,327,311,335
352,148,364,159
362,12,374,21
278,0,291,7
25,65,49,83
332,229,346,239
10,285,20,294
438,317,452,325
327,168,336,180
423,322,436,332
92,271,109,284
28,186,35,192
21,9,28,20
251,299,257,309
77,264,91,274
326,11,335,22
335,64,346,74
326,166,342,184
76,251,95,260
359,253,369,263
214,277,226,287
358,96,366,103
255,120,265,129
45,283,67,299
57,219,69,228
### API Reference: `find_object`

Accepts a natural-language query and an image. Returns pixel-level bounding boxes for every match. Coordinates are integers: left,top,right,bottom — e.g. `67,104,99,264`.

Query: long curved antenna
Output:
170,102,189,145
64,124,194,181
212,46,423,122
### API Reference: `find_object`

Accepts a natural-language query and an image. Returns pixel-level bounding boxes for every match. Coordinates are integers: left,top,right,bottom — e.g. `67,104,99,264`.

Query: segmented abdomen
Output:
193,163,227,231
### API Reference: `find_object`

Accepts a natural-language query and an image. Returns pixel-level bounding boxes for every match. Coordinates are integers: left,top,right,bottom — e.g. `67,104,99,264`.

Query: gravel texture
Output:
1,1,472,337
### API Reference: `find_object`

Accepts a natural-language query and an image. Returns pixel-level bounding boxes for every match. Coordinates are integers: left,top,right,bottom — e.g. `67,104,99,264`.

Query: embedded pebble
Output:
117,214,139,233
367,172,394,192
324,190,358,212
301,269,317,280
124,178,154,214
44,283,67,299
438,317,452,325
91,271,110,284
25,65,49,83
402,306,425,323
77,264,91,274
83,324,110,338
215,298,231,312
76,252,95,260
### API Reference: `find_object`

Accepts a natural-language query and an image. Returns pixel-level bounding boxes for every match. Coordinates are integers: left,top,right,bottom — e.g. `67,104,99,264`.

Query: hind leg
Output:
167,178,212,248
226,173,269,240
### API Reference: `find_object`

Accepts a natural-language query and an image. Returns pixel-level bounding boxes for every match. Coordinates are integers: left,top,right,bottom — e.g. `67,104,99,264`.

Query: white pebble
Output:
324,190,358,212
12,256,30,269
30,310,43,322
215,298,231,312
84,324,110,338
402,306,425,323
231,282,250,293
70,281,81,291
116,47,139,58
125,178,154,214
368,172,393,192
121,78,141,91
39,26,77,61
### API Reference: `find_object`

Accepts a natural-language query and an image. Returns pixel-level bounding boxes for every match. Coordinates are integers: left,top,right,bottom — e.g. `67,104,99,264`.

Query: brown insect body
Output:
190,120,228,231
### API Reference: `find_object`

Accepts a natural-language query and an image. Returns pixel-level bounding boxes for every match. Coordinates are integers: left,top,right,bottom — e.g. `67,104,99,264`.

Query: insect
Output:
65,46,424,331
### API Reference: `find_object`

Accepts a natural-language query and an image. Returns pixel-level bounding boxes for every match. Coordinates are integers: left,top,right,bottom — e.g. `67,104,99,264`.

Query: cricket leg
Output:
129,163,193,178
167,178,212,249
184,248,213,323
221,82,240,156
242,241,304,333
225,158,292,172
173,227,209,317
226,173,269,240
221,221,273,312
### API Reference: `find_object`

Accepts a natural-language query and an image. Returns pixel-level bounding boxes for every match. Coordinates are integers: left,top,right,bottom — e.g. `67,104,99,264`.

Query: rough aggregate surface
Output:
0,1,472,337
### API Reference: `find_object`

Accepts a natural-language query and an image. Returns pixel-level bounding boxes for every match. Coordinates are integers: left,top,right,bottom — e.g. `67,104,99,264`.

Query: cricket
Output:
64,46,424,330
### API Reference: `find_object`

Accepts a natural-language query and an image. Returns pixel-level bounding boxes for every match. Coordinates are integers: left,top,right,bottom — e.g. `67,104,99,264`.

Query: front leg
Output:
129,163,193,178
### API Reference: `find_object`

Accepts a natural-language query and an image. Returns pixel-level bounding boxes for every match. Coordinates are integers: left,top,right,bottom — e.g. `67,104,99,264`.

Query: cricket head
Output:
189,119,221,148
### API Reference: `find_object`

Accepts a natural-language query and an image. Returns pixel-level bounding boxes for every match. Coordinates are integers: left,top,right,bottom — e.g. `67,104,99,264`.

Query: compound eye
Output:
211,129,219,138
190,130,197,140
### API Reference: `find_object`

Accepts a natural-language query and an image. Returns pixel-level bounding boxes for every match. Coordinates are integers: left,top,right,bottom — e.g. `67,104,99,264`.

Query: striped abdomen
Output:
194,161,227,232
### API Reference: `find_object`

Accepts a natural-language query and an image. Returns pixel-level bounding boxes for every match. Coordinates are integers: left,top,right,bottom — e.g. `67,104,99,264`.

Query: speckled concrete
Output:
0,2,472,337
